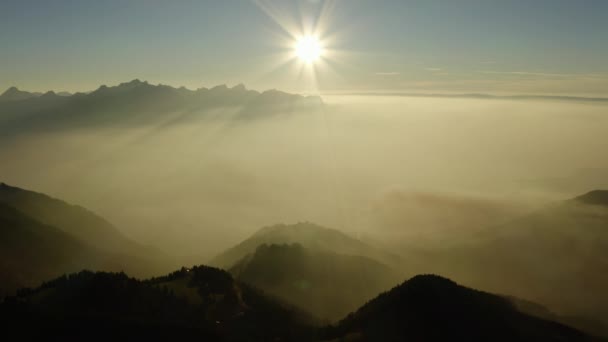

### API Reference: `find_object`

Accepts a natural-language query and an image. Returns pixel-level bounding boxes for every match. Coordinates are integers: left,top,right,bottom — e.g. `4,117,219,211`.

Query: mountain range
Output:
1,266,317,341
206,191,608,337
1,267,598,341
1,182,607,339
0,80,322,135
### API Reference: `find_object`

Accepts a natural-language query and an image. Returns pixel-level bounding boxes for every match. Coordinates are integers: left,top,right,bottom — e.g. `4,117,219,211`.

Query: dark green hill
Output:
230,243,400,321
321,275,594,342
0,266,317,341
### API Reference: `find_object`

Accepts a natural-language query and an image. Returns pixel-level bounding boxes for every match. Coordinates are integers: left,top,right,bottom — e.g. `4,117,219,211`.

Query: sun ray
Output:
251,0,360,95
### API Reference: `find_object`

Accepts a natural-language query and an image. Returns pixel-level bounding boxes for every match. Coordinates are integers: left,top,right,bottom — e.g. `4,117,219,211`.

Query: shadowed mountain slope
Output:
0,183,173,295
0,182,161,258
321,274,595,342
0,202,106,297
210,222,400,269
230,243,400,321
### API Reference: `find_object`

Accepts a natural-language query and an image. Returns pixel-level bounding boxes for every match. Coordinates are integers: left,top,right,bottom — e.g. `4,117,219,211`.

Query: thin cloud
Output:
479,70,595,78
425,68,442,72
374,72,400,76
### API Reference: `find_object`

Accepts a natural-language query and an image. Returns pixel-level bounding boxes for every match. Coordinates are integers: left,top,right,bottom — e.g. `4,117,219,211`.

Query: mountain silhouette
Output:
320,274,594,341
230,243,400,321
210,222,400,269
0,266,317,341
2,267,594,341
0,80,322,135
0,87,41,102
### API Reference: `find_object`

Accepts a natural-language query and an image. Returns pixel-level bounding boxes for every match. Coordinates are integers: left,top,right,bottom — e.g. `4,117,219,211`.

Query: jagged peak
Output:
41,90,56,97
2,86,20,94
1,86,37,98
210,84,229,91
116,79,149,89
121,79,146,86
92,80,152,95
0,86,44,102
232,83,247,91
2,80,323,107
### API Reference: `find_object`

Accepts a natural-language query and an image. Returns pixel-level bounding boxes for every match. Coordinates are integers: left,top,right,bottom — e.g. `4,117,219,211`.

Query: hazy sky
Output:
1,0,607,95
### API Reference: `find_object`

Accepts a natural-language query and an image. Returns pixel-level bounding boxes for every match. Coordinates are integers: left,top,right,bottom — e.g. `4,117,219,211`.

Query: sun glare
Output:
295,36,323,63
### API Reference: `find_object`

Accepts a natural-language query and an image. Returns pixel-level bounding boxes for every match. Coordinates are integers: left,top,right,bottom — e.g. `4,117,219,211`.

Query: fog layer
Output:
1,95,607,259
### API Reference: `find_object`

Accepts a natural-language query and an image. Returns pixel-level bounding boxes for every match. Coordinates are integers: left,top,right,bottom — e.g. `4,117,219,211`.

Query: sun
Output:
294,35,323,63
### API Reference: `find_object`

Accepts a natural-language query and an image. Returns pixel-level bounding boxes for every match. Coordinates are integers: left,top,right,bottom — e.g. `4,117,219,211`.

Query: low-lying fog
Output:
1,95,607,259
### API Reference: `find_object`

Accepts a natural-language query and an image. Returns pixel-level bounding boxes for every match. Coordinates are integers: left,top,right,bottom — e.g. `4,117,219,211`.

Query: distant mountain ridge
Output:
0,87,41,102
0,79,321,105
210,222,401,269
0,80,323,133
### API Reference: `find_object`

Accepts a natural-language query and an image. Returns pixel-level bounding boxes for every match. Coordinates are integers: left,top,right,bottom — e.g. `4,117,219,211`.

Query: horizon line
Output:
4,80,608,104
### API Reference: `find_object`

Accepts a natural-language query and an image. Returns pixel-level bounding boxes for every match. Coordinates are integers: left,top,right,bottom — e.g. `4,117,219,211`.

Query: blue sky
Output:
1,0,607,95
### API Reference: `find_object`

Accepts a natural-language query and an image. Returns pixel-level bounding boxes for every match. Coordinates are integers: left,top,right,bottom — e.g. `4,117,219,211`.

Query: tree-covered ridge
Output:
1,266,317,341
211,221,400,269
321,275,594,342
